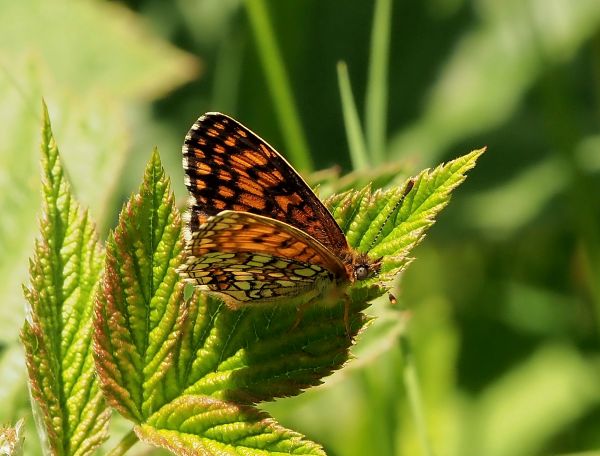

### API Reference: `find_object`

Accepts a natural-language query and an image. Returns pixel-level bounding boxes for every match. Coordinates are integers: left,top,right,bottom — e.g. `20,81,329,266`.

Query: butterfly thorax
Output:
339,249,382,283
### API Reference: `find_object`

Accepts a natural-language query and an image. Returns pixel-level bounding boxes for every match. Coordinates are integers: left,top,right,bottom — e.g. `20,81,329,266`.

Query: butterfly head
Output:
346,251,382,282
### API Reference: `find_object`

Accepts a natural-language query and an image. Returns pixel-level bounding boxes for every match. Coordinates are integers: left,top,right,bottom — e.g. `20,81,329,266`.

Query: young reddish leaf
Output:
0,419,24,456
21,103,109,455
93,149,185,422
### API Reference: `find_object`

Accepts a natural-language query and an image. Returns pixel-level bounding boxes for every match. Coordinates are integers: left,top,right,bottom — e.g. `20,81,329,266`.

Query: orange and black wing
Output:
182,112,349,254
178,211,349,307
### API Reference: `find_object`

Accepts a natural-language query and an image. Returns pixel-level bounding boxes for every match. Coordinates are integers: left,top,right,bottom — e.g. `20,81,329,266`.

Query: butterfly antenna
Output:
367,179,415,252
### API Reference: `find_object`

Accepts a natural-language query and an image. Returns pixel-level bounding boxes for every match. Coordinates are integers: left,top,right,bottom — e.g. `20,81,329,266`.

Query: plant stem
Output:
337,61,370,170
399,331,434,456
211,32,244,114
106,429,138,456
245,0,313,172
365,0,392,164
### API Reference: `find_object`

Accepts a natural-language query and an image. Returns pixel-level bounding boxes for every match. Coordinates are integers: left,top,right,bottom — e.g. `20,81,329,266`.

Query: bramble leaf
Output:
137,396,325,455
21,104,109,456
326,148,486,286
0,0,200,344
93,148,483,455
93,149,185,423
93,151,327,455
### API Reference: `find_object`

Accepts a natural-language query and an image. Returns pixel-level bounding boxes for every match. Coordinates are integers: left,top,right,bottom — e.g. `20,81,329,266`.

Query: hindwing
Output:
178,211,348,306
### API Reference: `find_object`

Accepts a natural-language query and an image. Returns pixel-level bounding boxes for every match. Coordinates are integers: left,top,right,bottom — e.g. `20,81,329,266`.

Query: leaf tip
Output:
151,146,161,162
41,97,49,120
470,145,487,162
144,147,166,179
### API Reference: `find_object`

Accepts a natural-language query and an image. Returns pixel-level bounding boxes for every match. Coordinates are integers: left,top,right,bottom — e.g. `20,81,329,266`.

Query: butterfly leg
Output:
290,306,304,332
290,296,317,332
290,296,353,341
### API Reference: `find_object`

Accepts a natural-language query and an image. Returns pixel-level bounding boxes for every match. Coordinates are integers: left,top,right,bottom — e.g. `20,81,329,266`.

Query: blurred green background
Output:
2,0,600,455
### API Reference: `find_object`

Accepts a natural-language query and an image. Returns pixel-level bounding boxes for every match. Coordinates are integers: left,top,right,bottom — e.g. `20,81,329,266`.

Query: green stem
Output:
399,331,434,456
365,0,392,164
211,32,244,114
106,429,138,456
337,61,370,170
245,0,313,172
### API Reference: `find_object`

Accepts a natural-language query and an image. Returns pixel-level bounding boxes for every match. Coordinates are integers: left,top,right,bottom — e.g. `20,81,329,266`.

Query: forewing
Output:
182,112,349,253
179,211,348,306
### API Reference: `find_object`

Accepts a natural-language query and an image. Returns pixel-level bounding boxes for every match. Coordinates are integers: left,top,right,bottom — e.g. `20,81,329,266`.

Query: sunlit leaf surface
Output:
21,105,109,456
93,146,482,455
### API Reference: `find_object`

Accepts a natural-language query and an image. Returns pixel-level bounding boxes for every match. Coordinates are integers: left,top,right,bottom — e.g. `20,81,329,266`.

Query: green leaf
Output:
94,148,482,455
0,0,199,345
20,104,110,456
0,0,198,100
325,148,486,283
137,396,325,455
93,149,185,423
94,151,326,455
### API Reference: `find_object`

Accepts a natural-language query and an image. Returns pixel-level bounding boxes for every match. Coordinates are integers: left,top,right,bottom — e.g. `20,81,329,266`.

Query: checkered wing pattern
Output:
179,211,347,306
182,112,350,254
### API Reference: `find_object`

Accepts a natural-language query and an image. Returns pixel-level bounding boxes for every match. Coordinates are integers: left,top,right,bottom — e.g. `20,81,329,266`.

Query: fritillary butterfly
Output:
178,113,384,312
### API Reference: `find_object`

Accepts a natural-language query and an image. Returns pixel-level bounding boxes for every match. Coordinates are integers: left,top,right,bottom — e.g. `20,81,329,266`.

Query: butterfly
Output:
178,112,386,323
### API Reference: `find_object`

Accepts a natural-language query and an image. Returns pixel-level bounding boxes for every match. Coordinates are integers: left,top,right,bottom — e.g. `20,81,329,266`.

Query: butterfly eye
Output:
355,265,369,280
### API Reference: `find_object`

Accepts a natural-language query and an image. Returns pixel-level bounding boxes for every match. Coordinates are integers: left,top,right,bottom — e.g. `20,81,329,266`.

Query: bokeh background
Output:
2,0,600,455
